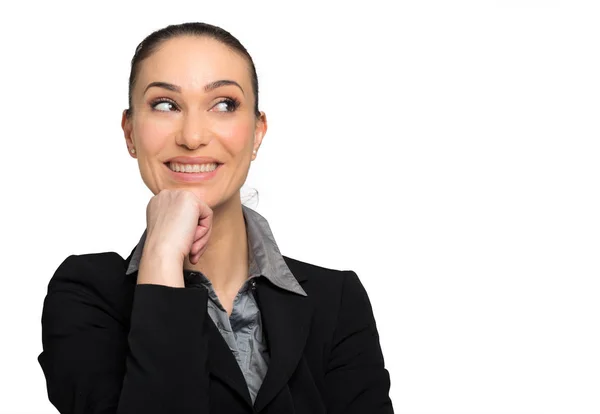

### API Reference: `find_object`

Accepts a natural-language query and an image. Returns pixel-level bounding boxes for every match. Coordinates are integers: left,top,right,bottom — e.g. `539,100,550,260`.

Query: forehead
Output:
136,36,250,93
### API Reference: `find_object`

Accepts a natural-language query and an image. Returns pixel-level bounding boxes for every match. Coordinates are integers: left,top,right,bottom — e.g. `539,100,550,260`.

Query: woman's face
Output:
122,35,266,210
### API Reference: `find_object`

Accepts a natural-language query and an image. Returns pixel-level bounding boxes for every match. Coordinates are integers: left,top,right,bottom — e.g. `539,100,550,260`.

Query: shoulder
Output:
283,255,346,285
44,252,135,321
48,252,129,289
281,256,380,357
283,255,364,287
282,255,369,310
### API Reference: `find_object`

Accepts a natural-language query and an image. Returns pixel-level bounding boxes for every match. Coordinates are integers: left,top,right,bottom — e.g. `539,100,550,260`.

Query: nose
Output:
177,111,212,150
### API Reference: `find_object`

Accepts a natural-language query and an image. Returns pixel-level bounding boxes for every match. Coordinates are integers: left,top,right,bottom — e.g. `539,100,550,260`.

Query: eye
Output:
211,97,240,113
150,98,178,112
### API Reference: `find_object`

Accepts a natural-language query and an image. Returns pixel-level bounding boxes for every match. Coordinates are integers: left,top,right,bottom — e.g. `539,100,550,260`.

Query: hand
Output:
144,189,213,266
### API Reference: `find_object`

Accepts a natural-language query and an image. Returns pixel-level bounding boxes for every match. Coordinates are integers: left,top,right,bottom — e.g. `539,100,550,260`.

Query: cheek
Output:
214,118,255,151
135,117,175,152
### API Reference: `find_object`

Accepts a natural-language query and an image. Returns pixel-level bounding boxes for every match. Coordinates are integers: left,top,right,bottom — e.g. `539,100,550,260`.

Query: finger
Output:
190,225,211,259
189,253,199,265
197,203,213,230
196,245,208,260
193,225,209,242
190,237,205,256
194,246,206,263
195,242,209,260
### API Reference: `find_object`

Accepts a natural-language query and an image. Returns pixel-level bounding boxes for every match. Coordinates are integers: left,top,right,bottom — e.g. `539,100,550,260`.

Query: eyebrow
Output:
143,80,245,95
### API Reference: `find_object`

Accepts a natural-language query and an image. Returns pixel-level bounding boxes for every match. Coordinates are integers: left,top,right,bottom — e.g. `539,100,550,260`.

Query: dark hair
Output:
125,22,260,118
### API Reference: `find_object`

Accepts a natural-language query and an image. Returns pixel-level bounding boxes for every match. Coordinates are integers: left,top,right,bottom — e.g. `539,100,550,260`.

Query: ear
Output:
252,111,267,160
121,109,136,158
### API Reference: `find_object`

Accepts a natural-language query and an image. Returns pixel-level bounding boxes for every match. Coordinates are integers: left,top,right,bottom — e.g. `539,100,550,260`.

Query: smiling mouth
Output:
164,161,222,173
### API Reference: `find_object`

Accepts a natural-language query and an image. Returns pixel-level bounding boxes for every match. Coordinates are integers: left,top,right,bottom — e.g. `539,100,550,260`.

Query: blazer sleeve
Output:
323,270,394,414
38,254,211,414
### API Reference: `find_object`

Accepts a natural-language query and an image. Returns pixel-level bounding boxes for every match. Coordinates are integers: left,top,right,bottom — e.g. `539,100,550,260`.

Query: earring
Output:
130,148,136,154
253,150,257,154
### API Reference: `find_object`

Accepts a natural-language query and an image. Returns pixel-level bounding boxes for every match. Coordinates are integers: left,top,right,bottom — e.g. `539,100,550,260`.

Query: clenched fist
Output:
137,189,213,287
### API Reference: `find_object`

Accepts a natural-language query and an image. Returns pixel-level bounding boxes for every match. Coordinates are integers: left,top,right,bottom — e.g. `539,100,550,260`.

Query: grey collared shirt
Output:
125,205,307,403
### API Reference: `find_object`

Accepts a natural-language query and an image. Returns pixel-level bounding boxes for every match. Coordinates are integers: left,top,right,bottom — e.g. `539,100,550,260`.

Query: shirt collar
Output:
125,204,307,296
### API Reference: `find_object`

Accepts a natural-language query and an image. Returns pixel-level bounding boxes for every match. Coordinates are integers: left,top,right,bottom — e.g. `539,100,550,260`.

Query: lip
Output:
164,162,222,182
165,156,221,164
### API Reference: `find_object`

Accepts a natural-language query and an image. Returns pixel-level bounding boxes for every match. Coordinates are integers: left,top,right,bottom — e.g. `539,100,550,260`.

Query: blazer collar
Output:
124,204,306,296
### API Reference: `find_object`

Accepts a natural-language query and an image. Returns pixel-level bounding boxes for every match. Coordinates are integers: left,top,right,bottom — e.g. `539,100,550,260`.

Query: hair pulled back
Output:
126,22,260,118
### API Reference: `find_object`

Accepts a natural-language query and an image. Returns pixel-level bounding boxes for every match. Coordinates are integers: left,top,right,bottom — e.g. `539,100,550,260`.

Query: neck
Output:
183,193,249,295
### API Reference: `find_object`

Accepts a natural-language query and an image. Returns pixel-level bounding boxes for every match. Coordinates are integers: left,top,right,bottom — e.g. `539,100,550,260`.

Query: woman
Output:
38,22,393,414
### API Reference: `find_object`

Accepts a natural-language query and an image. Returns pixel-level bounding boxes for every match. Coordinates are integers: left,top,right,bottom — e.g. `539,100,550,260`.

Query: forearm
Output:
39,255,211,414
117,284,210,413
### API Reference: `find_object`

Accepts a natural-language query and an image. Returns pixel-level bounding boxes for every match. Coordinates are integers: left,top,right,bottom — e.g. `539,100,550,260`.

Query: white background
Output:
0,1,598,413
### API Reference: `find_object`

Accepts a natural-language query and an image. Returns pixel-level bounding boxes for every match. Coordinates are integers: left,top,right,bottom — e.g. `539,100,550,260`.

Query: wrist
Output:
137,248,185,288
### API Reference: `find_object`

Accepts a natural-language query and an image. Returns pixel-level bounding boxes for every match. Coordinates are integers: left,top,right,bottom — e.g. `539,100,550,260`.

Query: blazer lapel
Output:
253,276,313,412
206,317,254,408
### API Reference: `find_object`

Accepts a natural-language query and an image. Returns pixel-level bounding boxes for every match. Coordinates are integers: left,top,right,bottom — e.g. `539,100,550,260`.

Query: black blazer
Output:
38,249,394,413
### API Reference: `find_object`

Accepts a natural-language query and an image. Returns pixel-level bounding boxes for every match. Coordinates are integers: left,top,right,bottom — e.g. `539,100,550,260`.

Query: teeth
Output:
168,162,218,173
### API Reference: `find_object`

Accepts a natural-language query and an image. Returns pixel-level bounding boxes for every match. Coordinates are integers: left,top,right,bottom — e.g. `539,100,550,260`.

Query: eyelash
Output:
149,97,241,113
